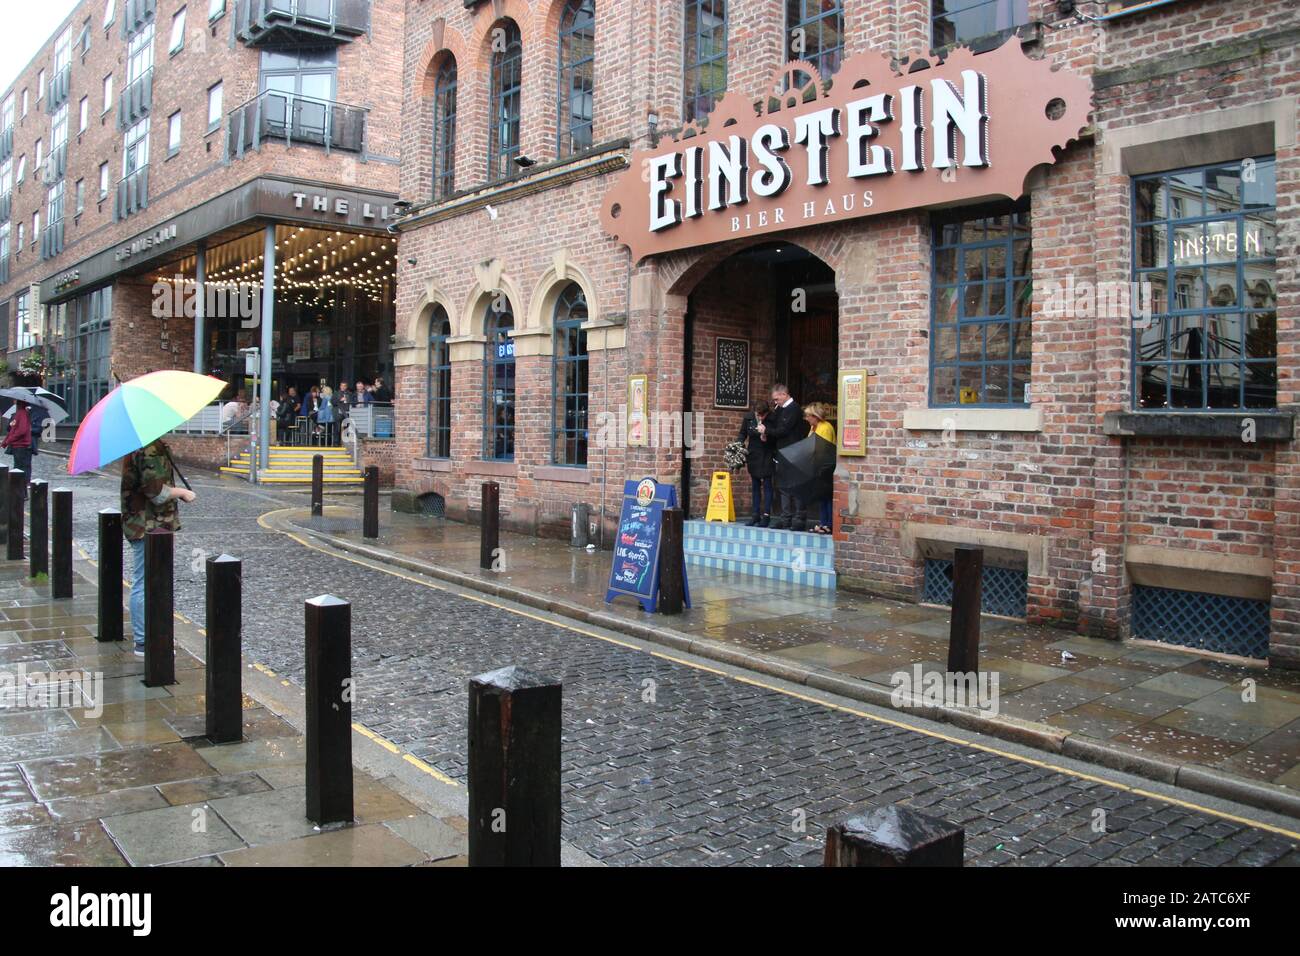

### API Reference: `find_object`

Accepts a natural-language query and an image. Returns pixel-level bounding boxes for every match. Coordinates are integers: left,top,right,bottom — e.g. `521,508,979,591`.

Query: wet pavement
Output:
0,561,469,867
23,450,1300,866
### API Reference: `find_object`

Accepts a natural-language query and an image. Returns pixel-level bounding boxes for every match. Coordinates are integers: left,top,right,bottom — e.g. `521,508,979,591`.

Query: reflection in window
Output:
684,0,727,123
557,0,595,157
1133,157,1277,411
488,20,523,181
426,307,451,458
432,58,457,199
484,298,516,460
553,283,588,465
931,0,1028,49
786,1,843,80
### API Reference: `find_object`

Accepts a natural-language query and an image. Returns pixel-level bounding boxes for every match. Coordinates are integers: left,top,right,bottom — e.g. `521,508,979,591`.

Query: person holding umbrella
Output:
1,399,33,481
803,403,837,534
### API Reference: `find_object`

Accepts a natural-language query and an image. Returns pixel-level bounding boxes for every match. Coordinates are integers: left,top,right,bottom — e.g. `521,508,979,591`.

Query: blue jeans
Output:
129,538,146,648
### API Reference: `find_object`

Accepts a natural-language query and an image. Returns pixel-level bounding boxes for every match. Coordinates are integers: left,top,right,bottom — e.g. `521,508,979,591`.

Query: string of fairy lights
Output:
152,226,397,309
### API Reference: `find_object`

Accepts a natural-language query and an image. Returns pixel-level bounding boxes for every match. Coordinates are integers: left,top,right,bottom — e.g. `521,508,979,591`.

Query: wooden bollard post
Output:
824,805,965,867
50,489,72,599
363,466,379,539
205,555,243,744
28,480,48,579
97,509,124,642
311,454,324,517
479,481,500,571
305,594,353,825
143,529,175,687
6,470,24,561
947,547,983,674
468,666,561,866
659,507,684,615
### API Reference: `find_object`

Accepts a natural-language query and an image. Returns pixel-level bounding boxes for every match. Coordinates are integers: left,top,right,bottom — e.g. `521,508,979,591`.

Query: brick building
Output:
406,1,1290,665
0,0,406,467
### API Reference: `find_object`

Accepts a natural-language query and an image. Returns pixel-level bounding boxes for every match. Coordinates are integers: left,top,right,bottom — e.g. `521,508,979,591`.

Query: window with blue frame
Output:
786,0,843,80
488,20,523,181
930,201,1032,407
1132,157,1277,411
684,0,727,124
557,0,595,158
553,283,589,466
484,297,516,460
432,58,457,200
426,307,451,458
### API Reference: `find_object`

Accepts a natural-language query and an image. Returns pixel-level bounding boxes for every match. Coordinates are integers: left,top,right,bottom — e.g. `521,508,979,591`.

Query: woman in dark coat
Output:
737,400,775,526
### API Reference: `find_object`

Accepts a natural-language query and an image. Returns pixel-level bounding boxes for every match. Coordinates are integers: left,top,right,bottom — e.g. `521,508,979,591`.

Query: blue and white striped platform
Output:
684,520,836,590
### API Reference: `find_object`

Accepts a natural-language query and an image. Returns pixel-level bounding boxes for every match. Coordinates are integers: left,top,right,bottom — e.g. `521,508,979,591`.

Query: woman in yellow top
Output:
803,403,836,534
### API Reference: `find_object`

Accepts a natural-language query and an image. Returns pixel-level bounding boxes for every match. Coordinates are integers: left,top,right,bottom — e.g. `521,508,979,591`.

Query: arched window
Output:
684,0,727,123
786,1,843,80
488,20,523,181
426,307,451,458
484,297,516,460
552,283,588,465
557,0,595,157
432,58,457,200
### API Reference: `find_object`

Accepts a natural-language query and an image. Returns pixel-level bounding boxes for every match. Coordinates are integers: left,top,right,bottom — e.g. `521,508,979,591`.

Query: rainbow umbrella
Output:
69,370,227,476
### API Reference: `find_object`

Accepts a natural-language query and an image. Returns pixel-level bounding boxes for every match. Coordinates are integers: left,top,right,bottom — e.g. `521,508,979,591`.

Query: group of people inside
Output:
274,377,391,446
735,383,836,534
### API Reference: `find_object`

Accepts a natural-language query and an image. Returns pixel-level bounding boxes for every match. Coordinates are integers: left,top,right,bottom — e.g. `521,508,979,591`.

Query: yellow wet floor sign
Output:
705,471,736,522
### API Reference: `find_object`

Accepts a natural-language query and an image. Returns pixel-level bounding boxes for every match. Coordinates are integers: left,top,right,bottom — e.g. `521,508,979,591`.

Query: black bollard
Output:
143,529,175,687
467,666,561,866
363,466,379,539
305,594,353,825
97,510,124,642
205,555,243,744
479,481,500,571
28,480,48,579
947,547,983,674
6,470,24,561
51,489,72,600
824,805,964,867
659,507,684,615
311,454,324,517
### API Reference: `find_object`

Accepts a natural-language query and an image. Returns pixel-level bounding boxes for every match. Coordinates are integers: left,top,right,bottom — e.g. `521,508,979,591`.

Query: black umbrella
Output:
774,433,837,506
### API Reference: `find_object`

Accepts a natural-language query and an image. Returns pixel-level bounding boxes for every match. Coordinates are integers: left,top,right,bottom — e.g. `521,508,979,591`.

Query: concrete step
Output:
684,550,836,589
682,518,836,589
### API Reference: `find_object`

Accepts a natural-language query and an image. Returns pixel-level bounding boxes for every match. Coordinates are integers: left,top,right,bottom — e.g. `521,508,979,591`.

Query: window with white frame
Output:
32,211,39,244
21,90,28,117
15,290,33,350
103,74,113,113
169,8,186,55
1,95,12,133
55,26,73,74
79,97,89,132
127,24,154,85
0,159,11,198
98,161,109,199
75,178,84,215
123,117,149,177
52,104,68,151
37,70,46,105
34,139,43,169
207,82,222,131
16,222,23,250
104,0,116,29
0,221,9,265
48,180,64,228
209,0,226,21
16,154,26,184
168,111,181,154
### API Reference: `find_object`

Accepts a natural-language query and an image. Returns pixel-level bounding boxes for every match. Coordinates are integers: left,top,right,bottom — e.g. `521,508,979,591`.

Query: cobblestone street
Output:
38,455,1300,867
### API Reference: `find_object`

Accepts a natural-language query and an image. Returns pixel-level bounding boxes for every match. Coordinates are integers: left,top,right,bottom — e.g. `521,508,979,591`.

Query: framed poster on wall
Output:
627,374,648,447
714,337,750,409
293,331,312,361
838,369,868,456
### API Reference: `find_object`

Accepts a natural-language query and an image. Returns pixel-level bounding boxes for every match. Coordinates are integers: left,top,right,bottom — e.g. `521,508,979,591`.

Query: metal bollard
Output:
659,507,685,615
28,480,48,579
479,482,500,571
468,666,561,866
143,529,175,687
363,466,379,539
51,489,72,600
947,547,984,674
205,555,243,744
6,470,24,561
97,510,124,642
305,594,353,826
311,454,324,517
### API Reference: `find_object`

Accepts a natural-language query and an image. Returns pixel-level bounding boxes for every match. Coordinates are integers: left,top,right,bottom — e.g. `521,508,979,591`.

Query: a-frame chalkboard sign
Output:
604,477,692,614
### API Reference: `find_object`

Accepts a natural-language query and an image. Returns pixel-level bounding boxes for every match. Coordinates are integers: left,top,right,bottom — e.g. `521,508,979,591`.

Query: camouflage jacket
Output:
121,442,181,541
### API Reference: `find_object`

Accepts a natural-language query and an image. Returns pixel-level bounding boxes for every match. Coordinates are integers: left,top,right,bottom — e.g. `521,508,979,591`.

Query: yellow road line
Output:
253,508,1300,839
403,753,460,787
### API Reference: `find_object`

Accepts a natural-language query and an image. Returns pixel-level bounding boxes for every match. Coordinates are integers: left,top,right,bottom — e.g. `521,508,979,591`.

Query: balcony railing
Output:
46,65,72,114
233,0,369,47
40,218,64,260
226,90,366,160
41,143,68,184
115,166,149,221
0,126,13,162
121,0,157,40
119,69,154,130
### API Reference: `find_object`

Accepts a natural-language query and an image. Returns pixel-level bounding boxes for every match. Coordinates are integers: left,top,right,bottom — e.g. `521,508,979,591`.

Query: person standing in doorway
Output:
738,400,774,527
317,386,337,445
356,381,372,406
122,440,195,656
804,403,837,534
2,400,33,482
759,383,809,531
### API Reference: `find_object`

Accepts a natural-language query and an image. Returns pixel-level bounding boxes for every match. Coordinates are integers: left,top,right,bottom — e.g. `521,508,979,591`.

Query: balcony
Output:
0,126,13,162
119,69,154,130
226,90,366,160
40,218,64,260
121,0,156,40
233,0,369,48
46,65,72,115
115,166,149,221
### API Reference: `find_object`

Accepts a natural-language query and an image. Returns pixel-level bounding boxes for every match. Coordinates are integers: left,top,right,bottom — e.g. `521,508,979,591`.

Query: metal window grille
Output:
785,0,842,79
557,0,594,158
552,283,588,466
488,20,522,181
684,0,727,123
923,558,1028,619
1132,584,1269,660
426,309,451,458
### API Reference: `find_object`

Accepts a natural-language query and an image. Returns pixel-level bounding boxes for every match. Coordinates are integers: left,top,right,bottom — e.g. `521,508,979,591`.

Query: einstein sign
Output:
600,41,1091,261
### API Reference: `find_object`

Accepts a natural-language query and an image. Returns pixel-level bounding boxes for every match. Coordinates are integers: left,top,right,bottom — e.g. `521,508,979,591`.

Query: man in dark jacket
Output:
738,401,775,526
760,383,810,531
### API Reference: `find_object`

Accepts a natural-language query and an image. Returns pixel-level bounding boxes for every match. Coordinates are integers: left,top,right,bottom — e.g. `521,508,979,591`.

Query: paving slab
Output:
218,823,427,867
103,802,245,866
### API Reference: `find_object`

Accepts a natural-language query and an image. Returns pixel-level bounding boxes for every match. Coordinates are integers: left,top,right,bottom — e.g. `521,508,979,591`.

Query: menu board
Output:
605,477,691,613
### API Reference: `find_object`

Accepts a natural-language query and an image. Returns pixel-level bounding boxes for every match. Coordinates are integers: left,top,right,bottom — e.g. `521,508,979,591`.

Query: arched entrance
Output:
679,243,838,517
